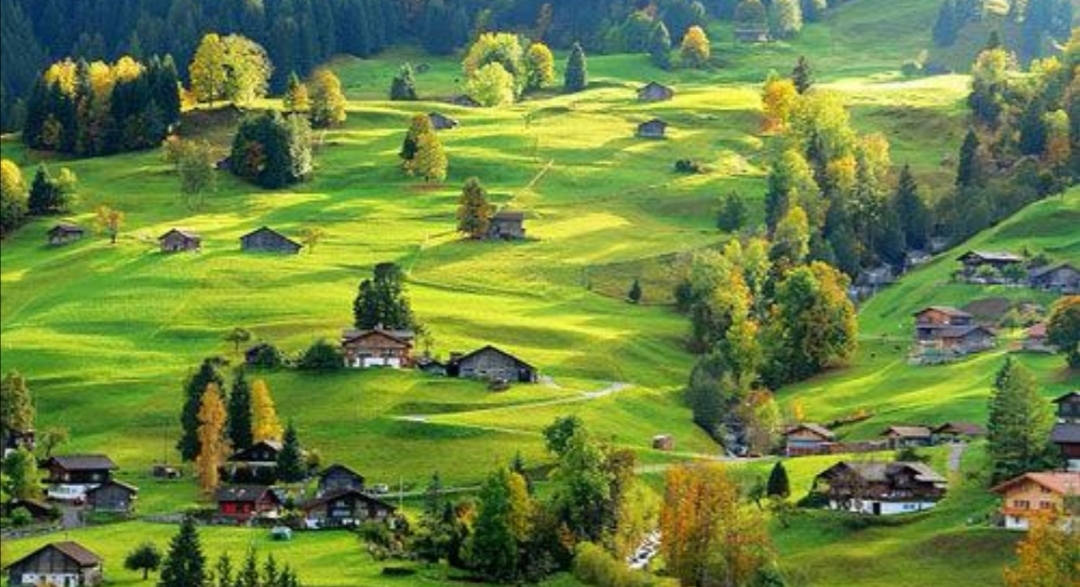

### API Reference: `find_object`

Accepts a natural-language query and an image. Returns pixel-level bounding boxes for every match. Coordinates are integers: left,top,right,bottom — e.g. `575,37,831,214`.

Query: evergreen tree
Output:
227,369,254,452
1018,97,1047,156
628,278,642,304
468,468,519,582
933,0,959,47
791,56,813,94
765,461,790,499
276,421,305,482
2,447,41,500
564,42,588,93
456,177,491,239
648,21,672,70
986,358,1054,483
178,358,225,462
893,164,929,251
27,164,58,216
158,517,206,587
956,128,982,187
236,548,259,587
352,262,415,330
389,63,418,101
717,191,748,232
230,110,312,188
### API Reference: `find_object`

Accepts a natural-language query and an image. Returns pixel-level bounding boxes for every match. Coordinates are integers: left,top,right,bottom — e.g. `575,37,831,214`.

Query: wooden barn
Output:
1028,262,1079,292
158,228,201,253
84,479,138,513
46,223,86,246
487,210,526,240
637,81,674,102
449,345,537,383
956,250,1023,277
782,423,836,456
240,226,302,254
4,541,103,587
428,112,459,130
636,118,668,139
318,464,366,495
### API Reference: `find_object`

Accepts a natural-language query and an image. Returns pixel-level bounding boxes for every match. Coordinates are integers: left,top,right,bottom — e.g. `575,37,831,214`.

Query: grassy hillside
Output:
1,0,1075,584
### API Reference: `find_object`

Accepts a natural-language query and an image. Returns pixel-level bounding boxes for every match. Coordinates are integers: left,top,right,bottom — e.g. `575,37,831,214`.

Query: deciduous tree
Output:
195,382,228,494
125,542,163,580
1003,513,1080,587
468,467,520,582
95,204,124,244
466,62,516,107
0,370,33,441
773,0,803,38
283,72,310,113
413,130,448,183
761,74,798,133
1046,295,1079,368
524,43,555,91
456,177,491,239
175,139,216,210
251,378,283,443
389,63,418,101
2,447,41,500
0,158,28,235
680,26,710,68
309,68,347,128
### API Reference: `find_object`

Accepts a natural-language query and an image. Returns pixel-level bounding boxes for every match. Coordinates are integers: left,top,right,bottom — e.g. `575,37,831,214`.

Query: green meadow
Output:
1,0,1077,583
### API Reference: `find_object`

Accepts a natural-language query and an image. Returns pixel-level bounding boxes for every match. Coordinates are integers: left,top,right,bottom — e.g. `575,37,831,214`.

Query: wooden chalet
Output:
44,454,118,484
956,250,1023,276
636,118,668,139
84,479,138,513
46,223,86,246
299,487,395,529
636,81,674,102
912,306,995,357
991,471,1080,530
931,422,985,442
449,345,538,383
428,112,459,130
812,461,947,515
487,210,526,240
228,440,282,468
158,228,201,253
782,423,836,456
214,485,284,522
341,326,414,369
881,425,932,449
1028,262,1079,293
1021,322,1056,353
4,541,103,587
240,226,302,254
318,463,366,495
1051,391,1080,471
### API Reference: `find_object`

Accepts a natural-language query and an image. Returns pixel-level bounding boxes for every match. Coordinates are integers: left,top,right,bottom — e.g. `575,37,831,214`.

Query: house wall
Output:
87,484,134,512
458,349,533,382
342,334,411,369
828,499,938,515
320,470,363,493
241,231,300,254
999,480,1063,527
488,219,524,239
8,548,101,587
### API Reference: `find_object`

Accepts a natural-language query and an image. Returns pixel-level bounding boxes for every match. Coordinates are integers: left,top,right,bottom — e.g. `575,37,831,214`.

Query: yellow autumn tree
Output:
413,131,448,184
761,75,798,133
251,378,283,442
680,26,711,69
1003,513,1080,587
195,383,228,495
506,471,533,542
189,33,229,105
309,68,347,128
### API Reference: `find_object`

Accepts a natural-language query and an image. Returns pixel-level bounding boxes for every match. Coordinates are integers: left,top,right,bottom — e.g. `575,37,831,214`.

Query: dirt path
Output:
947,442,967,473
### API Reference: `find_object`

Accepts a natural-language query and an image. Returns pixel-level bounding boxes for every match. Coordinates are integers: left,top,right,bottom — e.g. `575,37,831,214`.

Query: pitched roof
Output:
784,423,835,440
299,487,395,511
47,222,85,234
86,478,139,494
991,471,1080,496
240,226,302,247
931,422,985,436
229,440,283,461
319,463,364,480
957,250,1023,263
1052,391,1080,404
922,324,995,340
341,327,415,345
823,461,946,484
214,485,279,503
158,228,200,241
4,542,103,570
639,118,667,127
1050,423,1080,444
455,344,535,370
1026,322,1048,338
913,305,972,318
491,210,525,221
46,454,118,471
1029,262,1078,278
883,425,932,438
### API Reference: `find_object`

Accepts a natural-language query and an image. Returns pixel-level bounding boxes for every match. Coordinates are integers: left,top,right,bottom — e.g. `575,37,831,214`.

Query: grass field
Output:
1,0,1077,584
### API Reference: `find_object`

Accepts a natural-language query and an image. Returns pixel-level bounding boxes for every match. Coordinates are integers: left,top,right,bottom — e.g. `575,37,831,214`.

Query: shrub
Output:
572,542,669,587
297,339,343,371
674,159,703,173
248,343,284,369
10,506,32,527
717,191,748,232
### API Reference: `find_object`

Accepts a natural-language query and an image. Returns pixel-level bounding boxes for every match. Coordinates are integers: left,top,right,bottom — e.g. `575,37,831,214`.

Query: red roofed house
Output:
214,485,284,522
991,471,1080,530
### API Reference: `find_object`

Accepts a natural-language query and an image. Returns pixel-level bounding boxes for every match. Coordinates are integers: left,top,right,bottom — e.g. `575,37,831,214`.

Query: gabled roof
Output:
882,425,932,438
158,228,200,241
3,541,103,570
931,422,985,436
47,222,84,234
991,471,1080,496
957,250,1023,263
1026,322,1048,338
923,324,995,340
86,478,139,495
819,461,946,484
638,117,668,127
214,484,281,504
783,423,835,440
319,463,364,481
1029,262,1078,278
491,210,525,221
228,440,283,461
1052,391,1080,404
240,226,302,247
341,327,414,346
913,306,972,318
455,344,535,370
299,487,395,511
45,454,118,471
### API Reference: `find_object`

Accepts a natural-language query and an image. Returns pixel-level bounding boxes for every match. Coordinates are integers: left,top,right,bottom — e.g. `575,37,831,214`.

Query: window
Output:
1039,501,1053,510
1013,500,1031,509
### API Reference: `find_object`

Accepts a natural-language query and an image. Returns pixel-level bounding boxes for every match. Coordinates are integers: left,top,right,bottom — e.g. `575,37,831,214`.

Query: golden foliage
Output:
195,383,229,495
251,378,283,442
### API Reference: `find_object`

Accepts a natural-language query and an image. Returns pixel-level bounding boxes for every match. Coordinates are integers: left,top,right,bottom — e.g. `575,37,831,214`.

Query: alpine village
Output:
0,1,1078,586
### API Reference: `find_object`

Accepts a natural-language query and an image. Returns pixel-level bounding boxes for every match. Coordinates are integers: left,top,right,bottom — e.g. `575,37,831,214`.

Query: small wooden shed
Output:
636,118,668,139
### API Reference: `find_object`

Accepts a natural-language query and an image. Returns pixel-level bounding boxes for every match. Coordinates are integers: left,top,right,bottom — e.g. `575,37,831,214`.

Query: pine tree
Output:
791,56,813,94
456,177,491,239
564,42,588,93
956,128,982,187
178,359,225,461
389,63,418,101
413,131,448,183
628,279,642,304
1018,97,1047,156
227,369,253,452
251,378,283,443
236,549,259,587
648,21,672,70
27,164,57,216
987,358,1054,483
468,468,519,582
276,421,305,482
933,0,959,47
765,461,790,499
158,516,206,587
893,164,929,251
195,383,228,495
